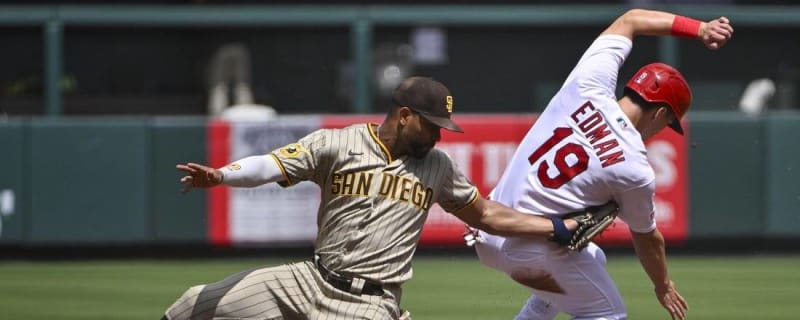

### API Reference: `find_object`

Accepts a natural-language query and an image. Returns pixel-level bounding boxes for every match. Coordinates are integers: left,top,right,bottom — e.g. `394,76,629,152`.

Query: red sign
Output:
207,120,232,246
208,114,689,248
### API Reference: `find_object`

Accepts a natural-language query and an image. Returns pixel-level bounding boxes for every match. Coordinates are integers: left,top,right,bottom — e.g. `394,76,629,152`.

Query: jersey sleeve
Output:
270,129,329,187
615,180,657,233
435,151,480,213
561,35,633,99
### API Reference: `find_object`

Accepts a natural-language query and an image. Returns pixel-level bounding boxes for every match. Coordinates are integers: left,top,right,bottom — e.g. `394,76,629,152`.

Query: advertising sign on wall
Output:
209,114,688,247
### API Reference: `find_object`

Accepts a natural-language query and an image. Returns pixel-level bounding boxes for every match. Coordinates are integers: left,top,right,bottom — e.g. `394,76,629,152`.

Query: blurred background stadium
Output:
1,0,799,319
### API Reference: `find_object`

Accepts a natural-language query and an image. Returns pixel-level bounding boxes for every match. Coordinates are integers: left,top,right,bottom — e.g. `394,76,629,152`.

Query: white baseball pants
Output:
475,231,627,320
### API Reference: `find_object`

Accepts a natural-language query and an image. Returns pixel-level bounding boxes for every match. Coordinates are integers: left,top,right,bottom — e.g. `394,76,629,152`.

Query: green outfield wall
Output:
151,118,208,243
1,112,799,246
688,114,765,237
763,112,800,236
0,119,26,243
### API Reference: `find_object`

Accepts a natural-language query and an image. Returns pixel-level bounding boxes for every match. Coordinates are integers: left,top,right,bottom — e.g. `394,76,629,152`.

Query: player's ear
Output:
398,107,413,126
652,105,668,121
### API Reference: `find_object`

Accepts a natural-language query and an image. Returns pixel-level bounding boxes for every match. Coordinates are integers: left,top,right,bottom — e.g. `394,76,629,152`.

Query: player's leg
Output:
163,261,315,319
514,294,559,320
476,232,564,319
484,236,625,319
543,243,626,320
478,232,567,294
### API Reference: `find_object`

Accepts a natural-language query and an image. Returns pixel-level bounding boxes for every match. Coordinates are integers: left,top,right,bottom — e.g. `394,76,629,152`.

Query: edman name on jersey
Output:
570,101,625,168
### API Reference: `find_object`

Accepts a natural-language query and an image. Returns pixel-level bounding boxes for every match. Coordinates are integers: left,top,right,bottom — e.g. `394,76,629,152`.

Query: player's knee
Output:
176,284,206,308
165,285,206,320
587,243,607,266
180,285,205,301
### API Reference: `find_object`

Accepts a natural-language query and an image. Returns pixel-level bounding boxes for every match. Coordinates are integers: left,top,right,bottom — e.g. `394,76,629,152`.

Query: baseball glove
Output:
551,201,620,251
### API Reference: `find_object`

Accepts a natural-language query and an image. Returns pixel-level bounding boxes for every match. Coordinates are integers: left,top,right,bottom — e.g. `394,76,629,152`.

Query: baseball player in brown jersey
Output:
164,76,578,320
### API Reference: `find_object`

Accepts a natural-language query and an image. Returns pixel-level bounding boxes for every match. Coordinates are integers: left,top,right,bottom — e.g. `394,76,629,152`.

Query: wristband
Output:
550,216,572,245
671,15,702,38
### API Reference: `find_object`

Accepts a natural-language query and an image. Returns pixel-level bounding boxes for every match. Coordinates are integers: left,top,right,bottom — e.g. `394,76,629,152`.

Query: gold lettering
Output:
342,172,356,195
411,182,424,206
399,177,413,202
356,172,373,196
379,173,394,196
423,188,434,210
331,173,342,194
389,176,400,199
372,172,436,210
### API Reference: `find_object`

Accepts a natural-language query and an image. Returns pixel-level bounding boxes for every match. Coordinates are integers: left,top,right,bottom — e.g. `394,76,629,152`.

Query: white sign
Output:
228,121,321,244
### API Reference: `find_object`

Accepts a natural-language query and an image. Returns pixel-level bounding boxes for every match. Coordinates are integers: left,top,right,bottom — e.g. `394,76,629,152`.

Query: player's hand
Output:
699,16,733,50
176,162,223,193
655,280,689,320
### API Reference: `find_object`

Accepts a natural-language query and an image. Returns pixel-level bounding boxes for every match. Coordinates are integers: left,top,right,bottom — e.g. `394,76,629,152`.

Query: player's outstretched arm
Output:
631,228,689,320
601,8,733,50
177,163,223,193
176,155,286,193
453,197,576,240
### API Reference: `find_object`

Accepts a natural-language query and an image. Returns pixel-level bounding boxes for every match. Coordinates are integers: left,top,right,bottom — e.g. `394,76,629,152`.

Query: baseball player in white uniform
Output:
472,9,733,320
163,77,578,320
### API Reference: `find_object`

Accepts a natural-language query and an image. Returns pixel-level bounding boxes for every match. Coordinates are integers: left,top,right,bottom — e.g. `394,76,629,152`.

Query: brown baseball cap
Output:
392,76,463,133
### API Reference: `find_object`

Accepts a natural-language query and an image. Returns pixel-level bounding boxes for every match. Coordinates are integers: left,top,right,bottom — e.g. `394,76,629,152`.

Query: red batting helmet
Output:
625,62,692,135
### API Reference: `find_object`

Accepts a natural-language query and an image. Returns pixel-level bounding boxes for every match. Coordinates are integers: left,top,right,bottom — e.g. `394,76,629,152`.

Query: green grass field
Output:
0,254,798,319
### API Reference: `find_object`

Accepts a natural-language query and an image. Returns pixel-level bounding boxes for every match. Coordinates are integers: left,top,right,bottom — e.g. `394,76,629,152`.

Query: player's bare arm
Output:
601,9,733,50
631,228,689,320
454,197,577,239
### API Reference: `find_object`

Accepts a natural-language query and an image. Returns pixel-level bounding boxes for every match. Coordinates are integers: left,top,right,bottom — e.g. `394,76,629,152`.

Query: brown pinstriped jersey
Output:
270,123,478,284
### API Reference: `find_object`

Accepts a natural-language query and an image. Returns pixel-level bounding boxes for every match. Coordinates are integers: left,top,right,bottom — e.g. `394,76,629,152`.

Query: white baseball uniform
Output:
475,35,657,319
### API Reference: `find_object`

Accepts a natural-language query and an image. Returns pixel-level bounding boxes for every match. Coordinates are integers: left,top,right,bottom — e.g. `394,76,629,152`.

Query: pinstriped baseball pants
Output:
164,261,402,320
